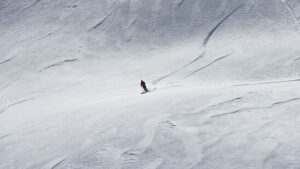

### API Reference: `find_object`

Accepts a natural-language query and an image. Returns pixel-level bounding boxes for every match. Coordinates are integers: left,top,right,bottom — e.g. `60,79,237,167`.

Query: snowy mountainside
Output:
1,0,300,169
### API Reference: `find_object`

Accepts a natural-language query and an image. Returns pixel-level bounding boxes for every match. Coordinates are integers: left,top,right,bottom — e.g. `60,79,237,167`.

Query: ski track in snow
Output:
181,5,240,67
186,96,243,117
153,5,241,84
0,97,34,114
0,133,12,140
39,59,78,72
202,5,242,47
247,3,256,14
184,52,232,79
210,97,300,119
37,32,54,41
209,97,243,107
50,159,66,169
41,157,66,169
21,0,41,12
152,70,179,84
181,49,207,69
283,0,300,27
8,98,35,107
0,56,16,65
233,78,300,86
177,0,186,9
102,4,119,34
1,1,300,168
89,12,113,31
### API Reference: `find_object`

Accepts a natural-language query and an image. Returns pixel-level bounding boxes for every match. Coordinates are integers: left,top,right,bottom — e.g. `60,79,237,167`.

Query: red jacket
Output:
141,81,146,87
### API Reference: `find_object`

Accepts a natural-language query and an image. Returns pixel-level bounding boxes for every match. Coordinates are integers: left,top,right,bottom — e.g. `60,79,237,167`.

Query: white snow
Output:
1,0,300,168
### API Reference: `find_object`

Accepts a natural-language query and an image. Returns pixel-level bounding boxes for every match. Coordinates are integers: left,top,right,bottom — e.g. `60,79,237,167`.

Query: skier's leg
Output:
143,86,148,92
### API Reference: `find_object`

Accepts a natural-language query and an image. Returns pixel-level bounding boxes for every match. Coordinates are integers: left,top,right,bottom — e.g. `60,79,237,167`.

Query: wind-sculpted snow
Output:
262,142,281,169
1,0,300,169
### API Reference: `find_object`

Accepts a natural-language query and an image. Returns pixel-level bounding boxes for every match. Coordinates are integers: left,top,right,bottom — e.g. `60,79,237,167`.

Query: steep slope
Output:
0,0,300,168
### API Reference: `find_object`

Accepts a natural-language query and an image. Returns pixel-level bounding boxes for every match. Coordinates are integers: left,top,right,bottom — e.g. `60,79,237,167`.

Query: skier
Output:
140,80,149,93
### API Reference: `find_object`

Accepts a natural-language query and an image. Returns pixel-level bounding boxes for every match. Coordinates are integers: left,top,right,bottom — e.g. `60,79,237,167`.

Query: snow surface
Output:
1,0,300,168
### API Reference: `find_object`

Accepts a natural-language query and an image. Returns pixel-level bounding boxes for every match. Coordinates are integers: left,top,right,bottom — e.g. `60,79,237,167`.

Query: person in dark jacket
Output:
140,80,149,93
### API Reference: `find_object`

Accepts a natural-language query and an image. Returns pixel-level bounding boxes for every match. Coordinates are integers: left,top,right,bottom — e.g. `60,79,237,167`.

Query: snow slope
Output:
1,0,300,168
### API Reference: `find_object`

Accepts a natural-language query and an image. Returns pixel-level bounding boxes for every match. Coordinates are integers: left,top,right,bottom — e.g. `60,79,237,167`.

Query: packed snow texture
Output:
1,0,300,168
